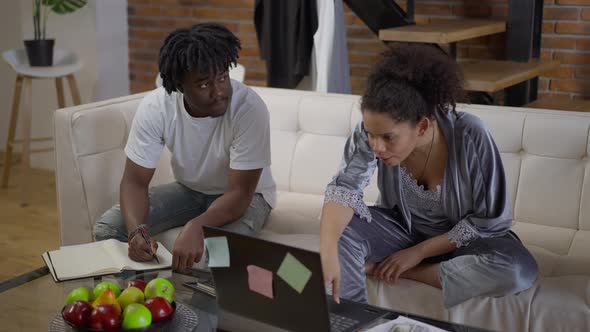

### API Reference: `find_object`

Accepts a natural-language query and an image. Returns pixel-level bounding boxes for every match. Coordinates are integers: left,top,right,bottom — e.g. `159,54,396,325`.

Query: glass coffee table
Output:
0,267,491,332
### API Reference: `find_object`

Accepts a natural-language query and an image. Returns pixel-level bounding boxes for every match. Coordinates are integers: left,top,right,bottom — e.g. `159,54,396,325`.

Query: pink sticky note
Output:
247,265,274,299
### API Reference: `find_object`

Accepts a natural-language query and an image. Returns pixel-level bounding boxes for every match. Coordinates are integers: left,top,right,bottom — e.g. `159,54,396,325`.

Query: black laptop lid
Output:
203,226,331,332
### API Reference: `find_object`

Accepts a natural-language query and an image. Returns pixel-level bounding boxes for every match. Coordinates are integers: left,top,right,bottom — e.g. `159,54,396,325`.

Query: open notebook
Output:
42,239,173,282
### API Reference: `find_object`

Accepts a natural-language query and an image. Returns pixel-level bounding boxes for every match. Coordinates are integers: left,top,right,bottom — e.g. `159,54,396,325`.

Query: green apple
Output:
122,303,151,330
93,281,121,299
66,287,93,304
144,278,175,303
117,286,144,310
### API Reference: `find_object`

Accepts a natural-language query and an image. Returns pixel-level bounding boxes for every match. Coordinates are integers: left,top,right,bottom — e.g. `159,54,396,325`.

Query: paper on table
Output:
247,265,274,299
364,315,449,332
204,236,230,268
276,253,312,294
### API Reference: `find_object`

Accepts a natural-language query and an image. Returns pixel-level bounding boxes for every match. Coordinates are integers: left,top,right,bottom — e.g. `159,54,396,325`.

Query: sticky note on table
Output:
247,265,274,299
204,236,229,267
276,253,312,294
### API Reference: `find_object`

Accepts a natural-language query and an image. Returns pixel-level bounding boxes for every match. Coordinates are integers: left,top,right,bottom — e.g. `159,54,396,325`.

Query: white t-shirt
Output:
125,80,276,208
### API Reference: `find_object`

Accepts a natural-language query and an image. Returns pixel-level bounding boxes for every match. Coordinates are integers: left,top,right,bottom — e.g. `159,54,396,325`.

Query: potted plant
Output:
25,0,88,66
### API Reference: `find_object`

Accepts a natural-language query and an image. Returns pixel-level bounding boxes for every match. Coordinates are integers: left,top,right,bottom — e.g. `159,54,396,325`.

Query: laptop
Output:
202,226,390,332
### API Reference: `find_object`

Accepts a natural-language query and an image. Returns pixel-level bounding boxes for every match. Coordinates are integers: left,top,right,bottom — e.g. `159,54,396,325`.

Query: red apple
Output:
63,301,93,327
127,279,148,292
144,297,174,322
89,304,121,331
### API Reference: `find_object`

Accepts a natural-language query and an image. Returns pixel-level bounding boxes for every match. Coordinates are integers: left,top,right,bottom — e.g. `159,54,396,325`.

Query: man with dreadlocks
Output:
94,23,276,272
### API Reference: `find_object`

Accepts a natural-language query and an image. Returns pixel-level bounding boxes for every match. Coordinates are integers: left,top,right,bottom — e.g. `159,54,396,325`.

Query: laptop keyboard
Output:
330,313,359,332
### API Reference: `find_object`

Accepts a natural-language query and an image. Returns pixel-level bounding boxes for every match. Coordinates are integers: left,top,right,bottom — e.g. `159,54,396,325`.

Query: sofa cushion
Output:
152,226,182,252
368,277,537,332
257,231,320,252
516,156,585,230
298,96,356,137
264,191,324,234
367,265,590,331
580,160,590,231
72,108,128,156
569,230,590,259
270,130,298,191
78,150,126,226
261,190,381,235
512,222,576,256
289,133,348,195
528,276,590,332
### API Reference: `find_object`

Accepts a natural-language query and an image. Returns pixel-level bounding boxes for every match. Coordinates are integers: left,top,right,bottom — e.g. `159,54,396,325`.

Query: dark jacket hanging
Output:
254,0,318,89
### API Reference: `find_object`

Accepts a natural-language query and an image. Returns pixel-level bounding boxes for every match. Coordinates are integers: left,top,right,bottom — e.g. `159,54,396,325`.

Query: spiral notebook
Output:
42,239,173,282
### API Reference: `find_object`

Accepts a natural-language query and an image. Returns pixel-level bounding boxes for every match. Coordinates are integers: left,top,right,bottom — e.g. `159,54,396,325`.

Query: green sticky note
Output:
204,236,229,267
277,252,312,294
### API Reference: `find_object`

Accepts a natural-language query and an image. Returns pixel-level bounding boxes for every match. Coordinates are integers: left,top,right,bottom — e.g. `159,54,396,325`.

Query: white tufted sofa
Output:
54,86,590,332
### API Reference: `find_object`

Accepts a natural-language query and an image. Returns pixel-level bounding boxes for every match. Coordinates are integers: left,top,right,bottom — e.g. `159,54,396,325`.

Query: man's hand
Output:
373,246,424,283
128,233,158,262
172,221,204,271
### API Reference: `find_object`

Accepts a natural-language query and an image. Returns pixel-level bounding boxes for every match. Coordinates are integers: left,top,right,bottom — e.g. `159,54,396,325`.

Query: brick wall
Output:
128,0,590,100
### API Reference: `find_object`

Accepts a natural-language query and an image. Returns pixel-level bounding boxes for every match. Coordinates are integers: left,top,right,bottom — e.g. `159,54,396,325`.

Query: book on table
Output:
42,239,173,282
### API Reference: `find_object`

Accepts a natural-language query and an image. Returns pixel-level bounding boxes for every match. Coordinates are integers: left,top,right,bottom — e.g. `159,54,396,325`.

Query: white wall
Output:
0,1,24,160
0,1,129,170
96,0,130,101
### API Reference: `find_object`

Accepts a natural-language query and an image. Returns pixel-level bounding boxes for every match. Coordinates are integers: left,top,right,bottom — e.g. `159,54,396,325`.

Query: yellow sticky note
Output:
277,253,312,294
204,236,229,267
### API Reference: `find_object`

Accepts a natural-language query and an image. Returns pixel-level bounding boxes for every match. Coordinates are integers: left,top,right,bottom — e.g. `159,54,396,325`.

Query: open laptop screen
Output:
203,226,331,331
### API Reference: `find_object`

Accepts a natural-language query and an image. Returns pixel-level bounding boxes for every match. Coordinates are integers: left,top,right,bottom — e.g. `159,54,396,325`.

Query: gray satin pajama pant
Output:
338,207,539,307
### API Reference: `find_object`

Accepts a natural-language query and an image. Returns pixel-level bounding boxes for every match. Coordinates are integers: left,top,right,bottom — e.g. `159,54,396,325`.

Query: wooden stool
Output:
1,48,82,206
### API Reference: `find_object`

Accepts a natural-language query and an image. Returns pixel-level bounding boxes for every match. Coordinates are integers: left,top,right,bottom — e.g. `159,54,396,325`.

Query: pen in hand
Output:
139,229,160,264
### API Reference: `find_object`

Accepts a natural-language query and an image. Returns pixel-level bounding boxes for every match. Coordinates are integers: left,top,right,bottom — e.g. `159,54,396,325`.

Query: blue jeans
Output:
338,207,538,308
94,182,271,242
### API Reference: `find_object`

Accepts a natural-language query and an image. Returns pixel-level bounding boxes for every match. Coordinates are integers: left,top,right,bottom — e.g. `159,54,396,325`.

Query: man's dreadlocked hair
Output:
158,23,241,94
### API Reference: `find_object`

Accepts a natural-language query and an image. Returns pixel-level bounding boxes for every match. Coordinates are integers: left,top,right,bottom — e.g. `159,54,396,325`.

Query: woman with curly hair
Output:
320,43,538,308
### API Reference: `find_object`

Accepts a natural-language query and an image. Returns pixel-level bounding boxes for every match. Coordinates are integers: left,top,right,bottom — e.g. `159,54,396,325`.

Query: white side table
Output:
2,48,83,205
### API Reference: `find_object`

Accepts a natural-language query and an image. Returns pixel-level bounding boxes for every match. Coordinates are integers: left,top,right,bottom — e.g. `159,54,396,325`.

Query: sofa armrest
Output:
54,92,148,246
54,107,94,245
